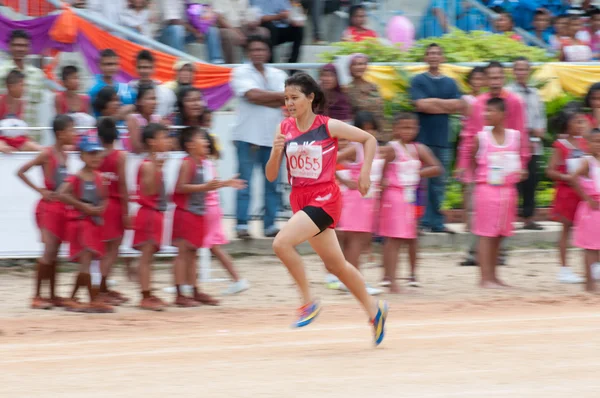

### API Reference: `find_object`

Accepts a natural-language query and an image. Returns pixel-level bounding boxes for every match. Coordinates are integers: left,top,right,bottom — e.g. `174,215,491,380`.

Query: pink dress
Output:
573,156,600,250
472,128,522,238
201,159,229,248
378,141,421,239
337,143,383,233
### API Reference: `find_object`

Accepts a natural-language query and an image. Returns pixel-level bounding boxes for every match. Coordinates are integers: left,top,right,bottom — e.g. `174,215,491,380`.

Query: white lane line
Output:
1,325,600,364
1,312,599,351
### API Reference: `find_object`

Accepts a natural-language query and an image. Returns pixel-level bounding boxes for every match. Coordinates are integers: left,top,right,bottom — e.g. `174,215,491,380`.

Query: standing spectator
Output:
301,0,341,43
588,8,600,58
129,50,176,117
584,82,600,130
121,0,153,39
202,0,270,64
184,2,226,63
342,5,378,42
319,64,352,122
88,49,135,110
231,36,286,239
559,15,593,61
530,9,552,45
507,57,547,230
0,30,45,128
87,0,127,37
410,43,465,233
346,54,387,141
251,0,304,64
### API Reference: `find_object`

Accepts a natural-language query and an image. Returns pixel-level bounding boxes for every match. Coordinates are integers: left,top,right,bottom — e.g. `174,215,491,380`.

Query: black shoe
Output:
460,259,478,266
264,229,280,238
523,222,544,231
236,230,251,240
430,226,456,235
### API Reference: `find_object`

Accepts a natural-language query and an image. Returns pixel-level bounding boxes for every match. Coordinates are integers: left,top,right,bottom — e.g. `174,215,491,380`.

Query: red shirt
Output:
55,91,90,114
344,26,377,42
98,149,123,200
172,156,206,215
553,137,588,189
282,115,338,187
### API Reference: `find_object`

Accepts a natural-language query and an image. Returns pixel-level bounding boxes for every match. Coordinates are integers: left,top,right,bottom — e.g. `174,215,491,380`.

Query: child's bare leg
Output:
41,230,61,300
382,238,402,293
492,237,510,287
174,243,188,292
138,243,155,298
78,251,92,301
20,140,42,152
211,246,240,281
343,232,369,270
124,258,137,282
584,250,599,292
100,240,123,302
478,236,499,288
559,222,570,268
408,238,417,280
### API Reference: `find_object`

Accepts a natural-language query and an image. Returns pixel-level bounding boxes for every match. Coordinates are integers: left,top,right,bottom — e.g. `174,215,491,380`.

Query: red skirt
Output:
69,218,104,261
290,182,342,229
132,206,164,252
551,185,581,223
171,207,205,249
103,197,125,242
36,199,69,242
0,135,29,149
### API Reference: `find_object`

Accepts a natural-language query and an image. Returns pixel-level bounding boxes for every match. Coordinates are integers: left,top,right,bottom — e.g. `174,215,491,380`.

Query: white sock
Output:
90,260,102,286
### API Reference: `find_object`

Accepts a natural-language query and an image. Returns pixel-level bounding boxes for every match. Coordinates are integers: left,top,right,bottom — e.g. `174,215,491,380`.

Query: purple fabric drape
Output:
0,14,74,53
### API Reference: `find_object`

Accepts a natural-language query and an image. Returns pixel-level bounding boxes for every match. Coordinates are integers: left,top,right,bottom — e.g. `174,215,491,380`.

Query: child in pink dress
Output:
571,129,600,292
545,107,588,284
472,98,526,289
201,132,249,295
378,113,442,293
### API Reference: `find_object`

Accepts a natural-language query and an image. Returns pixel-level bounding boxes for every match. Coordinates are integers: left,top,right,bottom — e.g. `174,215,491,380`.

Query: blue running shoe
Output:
372,300,389,346
293,301,321,328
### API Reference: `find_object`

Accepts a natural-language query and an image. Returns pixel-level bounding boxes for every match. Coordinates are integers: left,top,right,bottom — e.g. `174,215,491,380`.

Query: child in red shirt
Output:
343,5,377,42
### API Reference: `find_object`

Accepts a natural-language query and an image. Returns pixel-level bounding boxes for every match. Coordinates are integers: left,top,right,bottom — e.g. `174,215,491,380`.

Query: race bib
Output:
566,157,583,175
403,186,416,204
488,153,504,186
288,144,322,179
397,159,421,187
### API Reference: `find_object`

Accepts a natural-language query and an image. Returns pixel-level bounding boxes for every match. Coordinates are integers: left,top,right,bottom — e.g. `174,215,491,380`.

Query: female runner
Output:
266,73,388,346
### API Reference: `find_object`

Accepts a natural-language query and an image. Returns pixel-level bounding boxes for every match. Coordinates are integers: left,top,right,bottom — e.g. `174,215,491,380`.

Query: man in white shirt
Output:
231,36,287,239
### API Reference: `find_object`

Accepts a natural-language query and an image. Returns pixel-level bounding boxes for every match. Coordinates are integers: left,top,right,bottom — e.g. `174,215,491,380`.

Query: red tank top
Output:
172,156,206,215
56,92,90,114
43,147,68,191
0,94,24,120
136,159,168,211
98,149,123,200
282,115,338,187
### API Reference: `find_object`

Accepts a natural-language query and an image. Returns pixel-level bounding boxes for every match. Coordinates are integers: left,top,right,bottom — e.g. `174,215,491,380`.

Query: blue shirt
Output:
512,0,571,31
410,73,461,148
250,0,291,28
420,0,491,38
88,75,135,110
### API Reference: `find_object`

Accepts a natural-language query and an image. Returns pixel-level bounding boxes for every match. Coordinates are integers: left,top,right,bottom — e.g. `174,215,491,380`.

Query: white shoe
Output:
223,279,250,295
366,285,383,295
558,267,585,284
107,279,118,288
325,273,339,285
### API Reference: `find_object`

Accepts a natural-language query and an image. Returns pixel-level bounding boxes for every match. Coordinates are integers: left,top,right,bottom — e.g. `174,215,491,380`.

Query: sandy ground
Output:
2,249,600,397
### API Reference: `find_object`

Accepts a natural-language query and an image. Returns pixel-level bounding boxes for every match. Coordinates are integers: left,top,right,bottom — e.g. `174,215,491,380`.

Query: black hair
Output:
555,14,569,21
9,29,30,43
136,49,155,65
486,97,506,112
5,69,24,86
97,117,118,145
61,65,79,82
555,101,583,134
52,114,74,137
393,111,418,124
93,86,118,115
467,66,486,82
513,56,530,64
179,126,200,153
100,48,118,59
490,6,504,13
425,43,442,54
499,10,514,22
284,72,325,113
348,5,366,27
177,86,205,125
142,123,168,147
486,61,504,72
591,128,600,135
203,130,219,157
246,35,271,49
584,82,600,108
201,109,213,126
534,9,547,17
135,84,156,113
354,110,380,132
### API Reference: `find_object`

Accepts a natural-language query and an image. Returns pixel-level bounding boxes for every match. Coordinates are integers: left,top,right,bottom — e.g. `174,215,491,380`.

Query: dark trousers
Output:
261,22,304,63
518,154,539,219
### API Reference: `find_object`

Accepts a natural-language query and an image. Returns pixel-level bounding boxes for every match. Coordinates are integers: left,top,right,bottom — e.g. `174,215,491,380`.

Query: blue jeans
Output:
422,146,451,231
158,25,224,63
235,141,279,233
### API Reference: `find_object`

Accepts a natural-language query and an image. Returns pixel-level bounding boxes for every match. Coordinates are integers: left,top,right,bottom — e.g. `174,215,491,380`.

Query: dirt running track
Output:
2,251,600,397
